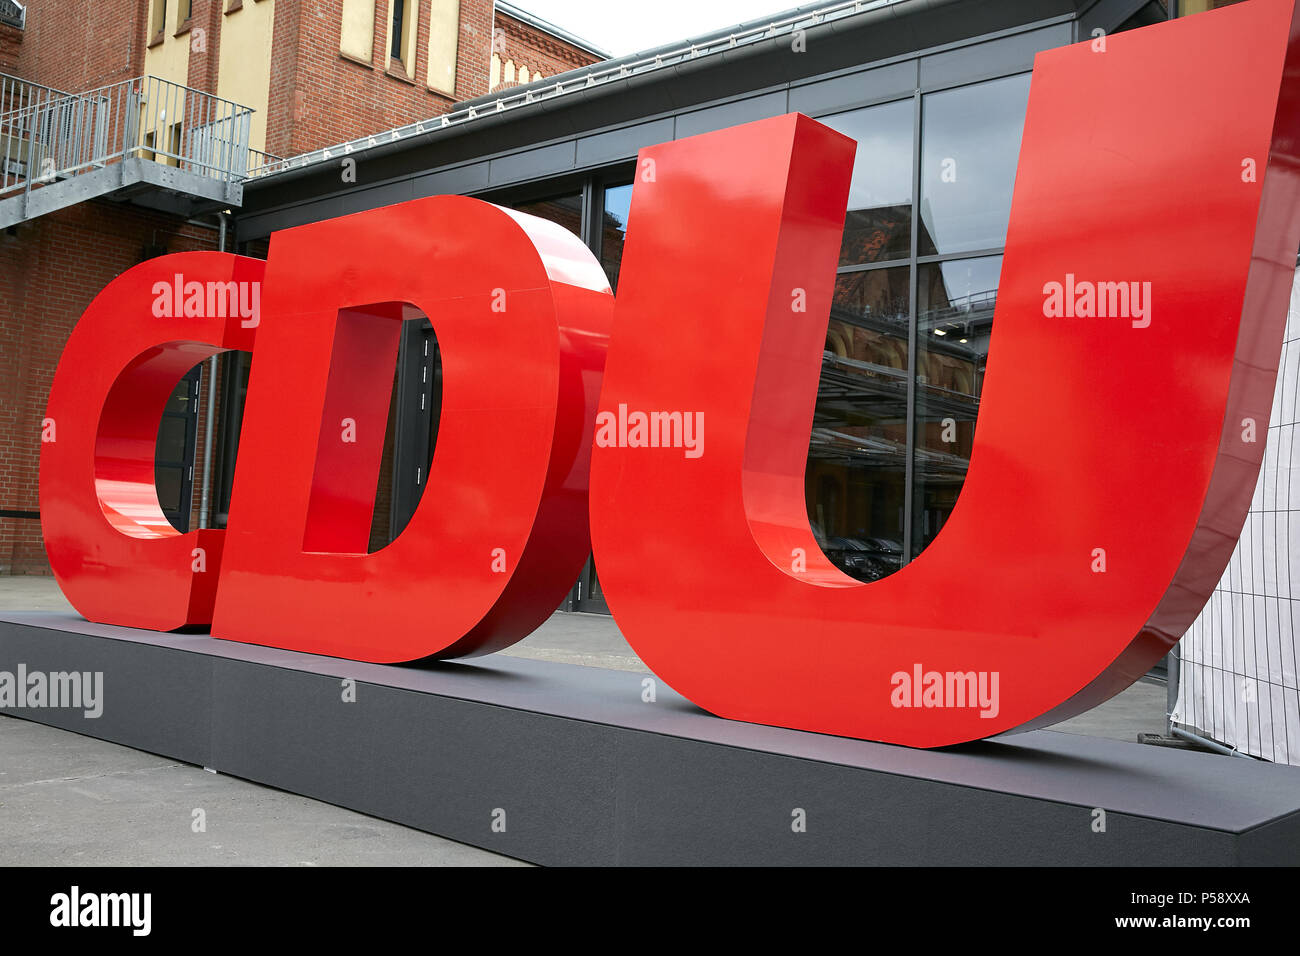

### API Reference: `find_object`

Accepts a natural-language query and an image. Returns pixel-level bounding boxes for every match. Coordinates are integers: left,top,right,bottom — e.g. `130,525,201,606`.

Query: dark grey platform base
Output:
3,611,1299,866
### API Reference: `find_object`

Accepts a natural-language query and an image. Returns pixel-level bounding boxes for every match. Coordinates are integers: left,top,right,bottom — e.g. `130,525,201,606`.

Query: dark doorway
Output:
389,318,442,540
155,365,202,533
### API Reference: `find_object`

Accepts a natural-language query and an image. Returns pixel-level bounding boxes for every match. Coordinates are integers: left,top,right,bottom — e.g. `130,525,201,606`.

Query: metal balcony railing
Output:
1,73,70,193
1,73,253,205
245,147,285,179
919,290,999,331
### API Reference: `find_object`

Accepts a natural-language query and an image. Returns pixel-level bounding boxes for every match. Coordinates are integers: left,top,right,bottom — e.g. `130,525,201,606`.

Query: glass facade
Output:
913,256,1001,557
467,77,1035,594
513,193,584,238
824,99,914,267
600,184,633,291
810,269,910,579
919,75,1031,256
210,71,1038,602
806,74,1029,580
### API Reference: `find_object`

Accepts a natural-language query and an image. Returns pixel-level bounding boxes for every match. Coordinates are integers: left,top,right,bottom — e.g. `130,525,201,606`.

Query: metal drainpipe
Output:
197,211,226,529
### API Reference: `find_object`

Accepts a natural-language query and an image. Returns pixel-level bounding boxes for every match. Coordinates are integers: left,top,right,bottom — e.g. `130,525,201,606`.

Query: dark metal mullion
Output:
571,174,603,611
916,246,1004,265
579,174,600,253
902,87,922,565
835,255,912,276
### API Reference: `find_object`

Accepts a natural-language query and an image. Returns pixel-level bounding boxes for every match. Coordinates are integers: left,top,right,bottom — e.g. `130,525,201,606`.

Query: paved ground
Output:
0,718,526,866
0,576,1175,865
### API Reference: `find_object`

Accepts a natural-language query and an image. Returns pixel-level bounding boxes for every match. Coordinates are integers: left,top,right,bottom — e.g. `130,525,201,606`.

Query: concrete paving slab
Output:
0,717,525,866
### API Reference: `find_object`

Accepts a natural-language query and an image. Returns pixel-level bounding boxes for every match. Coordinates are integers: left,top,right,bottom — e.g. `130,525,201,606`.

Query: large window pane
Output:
512,193,583,236
822,99,914,266
919,74,1030,256
156,415,188,459
600,183,633,291
155,466,183,516
912,255,1002,557
808,267,910,581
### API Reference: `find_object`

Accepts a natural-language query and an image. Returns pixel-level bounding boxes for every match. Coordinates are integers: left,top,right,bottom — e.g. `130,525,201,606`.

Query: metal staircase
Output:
1,73,255,229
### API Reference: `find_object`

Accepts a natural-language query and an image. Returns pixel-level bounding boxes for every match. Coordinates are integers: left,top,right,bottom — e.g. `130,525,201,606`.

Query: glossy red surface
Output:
209,196,612,661
39,2,1300,747
589,1,1300,746
40,252,262,630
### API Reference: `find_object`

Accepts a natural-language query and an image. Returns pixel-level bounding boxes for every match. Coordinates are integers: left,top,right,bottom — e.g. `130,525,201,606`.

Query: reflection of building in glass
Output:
808,269,910,578
514,194,584,237
599,184,632,292
811,261,1000,579
800,75,1028,580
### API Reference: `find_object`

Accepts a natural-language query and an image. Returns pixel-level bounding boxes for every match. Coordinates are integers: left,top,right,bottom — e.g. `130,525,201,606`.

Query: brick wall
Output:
3,1,602,130
184,0,223,93
0,203,218,574
1,0,145,92
491,8,602,91
1,23,22,75
265,0,495,158
0,0,602,580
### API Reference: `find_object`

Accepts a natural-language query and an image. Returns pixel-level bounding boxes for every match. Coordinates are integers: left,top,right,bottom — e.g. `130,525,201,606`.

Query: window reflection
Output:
808,268,910,581
601,183,633,291
821,99,914,266
512,193,583,236
912,255,1002,556
804,77,1030,581
919,74,1030,255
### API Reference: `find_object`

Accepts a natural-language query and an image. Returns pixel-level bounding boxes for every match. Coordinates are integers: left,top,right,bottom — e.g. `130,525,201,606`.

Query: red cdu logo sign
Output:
38,0,1300,747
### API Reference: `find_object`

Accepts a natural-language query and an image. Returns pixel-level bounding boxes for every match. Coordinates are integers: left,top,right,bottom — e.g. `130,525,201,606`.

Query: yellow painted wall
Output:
340,0,375,61
1179,0,1248,13
426,0,460,95
142,0,193,164
144,0,192,87
217,0,275,155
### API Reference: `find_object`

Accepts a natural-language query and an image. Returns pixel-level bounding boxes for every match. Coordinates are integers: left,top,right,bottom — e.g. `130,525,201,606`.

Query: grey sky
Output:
510,1,813,58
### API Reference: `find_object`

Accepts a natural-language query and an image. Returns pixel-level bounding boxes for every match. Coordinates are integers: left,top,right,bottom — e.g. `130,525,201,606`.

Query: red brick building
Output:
0,0,604,575
490,1,608,90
